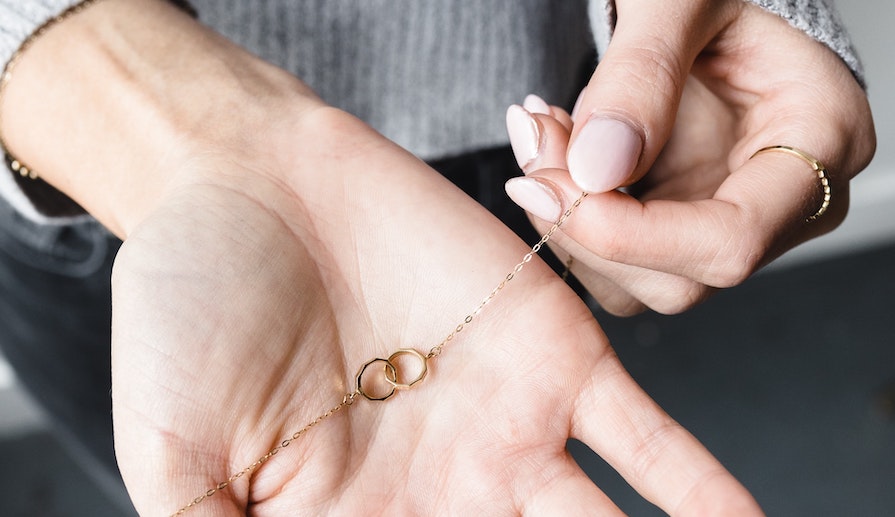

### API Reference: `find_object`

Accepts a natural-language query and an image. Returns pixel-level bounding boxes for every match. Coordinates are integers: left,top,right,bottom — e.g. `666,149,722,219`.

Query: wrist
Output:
0,0,322,237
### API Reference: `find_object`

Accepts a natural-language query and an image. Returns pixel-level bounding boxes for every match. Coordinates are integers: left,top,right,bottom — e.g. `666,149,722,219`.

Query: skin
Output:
0,1,763,513
1,0,863,514
109,108,760,515
507,1,876,316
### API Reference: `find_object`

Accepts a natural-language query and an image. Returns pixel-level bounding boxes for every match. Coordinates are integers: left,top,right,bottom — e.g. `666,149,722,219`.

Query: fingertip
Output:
505,176,563,222
523,93,552,115
567,117,643,193
523,93,573,131
506,104,543,170
510,108,573,174
549,107,574,133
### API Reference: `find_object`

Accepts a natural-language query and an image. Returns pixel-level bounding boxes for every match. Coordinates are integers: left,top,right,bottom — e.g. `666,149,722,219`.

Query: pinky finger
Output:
523,94,574,132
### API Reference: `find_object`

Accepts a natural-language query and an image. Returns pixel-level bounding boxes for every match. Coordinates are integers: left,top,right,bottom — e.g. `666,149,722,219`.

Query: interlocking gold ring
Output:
750,145,831,221
356,358,397,401
385,348,429,389
355,348,429,401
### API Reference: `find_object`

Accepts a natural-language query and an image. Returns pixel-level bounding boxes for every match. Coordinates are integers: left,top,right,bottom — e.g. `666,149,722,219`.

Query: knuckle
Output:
580,275,648,317
705,244,762,288
645,280,711,315
618,43,684,106
809,67,876,179
696,222,767,288
849,102,877,175
586,226,627,264
599,297,648,317
598,235,627,264
628,420,688,487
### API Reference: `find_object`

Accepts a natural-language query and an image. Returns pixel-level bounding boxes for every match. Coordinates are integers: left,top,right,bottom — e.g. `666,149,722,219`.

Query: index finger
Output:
558,149,842,288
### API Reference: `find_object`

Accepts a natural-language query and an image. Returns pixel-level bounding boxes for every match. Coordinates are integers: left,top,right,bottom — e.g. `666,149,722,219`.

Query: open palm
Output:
110,108,759,516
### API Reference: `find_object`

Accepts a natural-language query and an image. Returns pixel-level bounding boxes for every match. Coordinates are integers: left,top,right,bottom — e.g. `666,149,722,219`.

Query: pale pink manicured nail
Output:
523,94,551,115
567,117,642,193
504,176,562,222
506,105,542,170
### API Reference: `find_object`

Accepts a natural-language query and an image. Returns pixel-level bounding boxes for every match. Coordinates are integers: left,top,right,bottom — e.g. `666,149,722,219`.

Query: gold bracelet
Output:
0,0,197,181
170,192,589,515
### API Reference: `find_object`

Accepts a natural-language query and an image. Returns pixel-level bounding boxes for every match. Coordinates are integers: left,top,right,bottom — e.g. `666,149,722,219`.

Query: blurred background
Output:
1,0,893,515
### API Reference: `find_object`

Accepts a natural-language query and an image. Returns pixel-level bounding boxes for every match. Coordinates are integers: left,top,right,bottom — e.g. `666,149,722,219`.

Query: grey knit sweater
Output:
0,0,862,223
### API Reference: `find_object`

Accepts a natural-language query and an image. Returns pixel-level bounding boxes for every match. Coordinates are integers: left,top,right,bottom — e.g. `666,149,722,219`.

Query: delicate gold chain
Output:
171,392,359,515
0,0,197,180
0,0,108,180
172,191,588,515
425,192,587,359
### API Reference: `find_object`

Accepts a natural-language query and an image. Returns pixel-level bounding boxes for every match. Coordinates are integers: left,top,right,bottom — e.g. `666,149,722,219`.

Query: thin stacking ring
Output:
750,145,831,222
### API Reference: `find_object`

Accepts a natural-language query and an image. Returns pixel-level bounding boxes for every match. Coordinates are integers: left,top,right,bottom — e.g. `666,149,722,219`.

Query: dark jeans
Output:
0,147,574,509
0,196,128,508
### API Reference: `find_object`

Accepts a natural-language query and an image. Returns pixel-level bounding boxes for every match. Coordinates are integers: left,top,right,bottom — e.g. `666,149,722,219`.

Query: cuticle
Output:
521,112,546,171
530,176,564,211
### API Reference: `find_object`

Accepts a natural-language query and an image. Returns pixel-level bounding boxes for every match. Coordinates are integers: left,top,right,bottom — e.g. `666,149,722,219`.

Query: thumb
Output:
568,0,738,192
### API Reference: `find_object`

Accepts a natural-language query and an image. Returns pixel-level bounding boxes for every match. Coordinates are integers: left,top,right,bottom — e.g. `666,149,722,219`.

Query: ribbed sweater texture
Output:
0,0,863,222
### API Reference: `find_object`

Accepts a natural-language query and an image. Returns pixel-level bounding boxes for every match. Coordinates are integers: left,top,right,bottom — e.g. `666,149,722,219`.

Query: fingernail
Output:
567,117,642,193
506,105,542,170
504,177,562,222
523,94,551,115
571,89,585,119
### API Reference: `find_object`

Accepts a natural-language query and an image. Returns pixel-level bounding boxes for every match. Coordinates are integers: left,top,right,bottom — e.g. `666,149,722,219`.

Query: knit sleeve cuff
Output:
0,2,80,64
750,0,864,87
588,0,865,88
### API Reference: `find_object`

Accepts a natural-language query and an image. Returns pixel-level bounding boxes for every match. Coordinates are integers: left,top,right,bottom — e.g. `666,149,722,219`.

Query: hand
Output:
111,107,762,515
504,2,876,315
